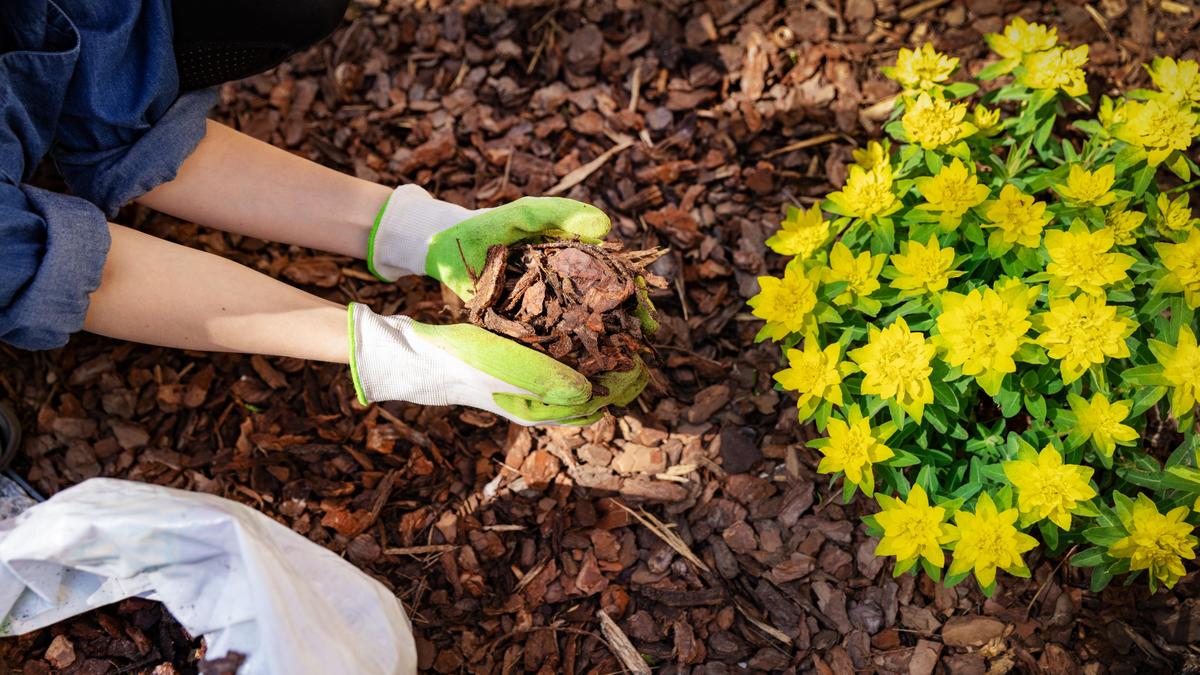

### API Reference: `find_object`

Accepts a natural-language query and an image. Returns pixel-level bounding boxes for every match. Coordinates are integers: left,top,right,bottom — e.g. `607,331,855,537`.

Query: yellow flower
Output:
1104,203,1146,246
848,317,936,421
1152,325,1200,418
1003,444,1097,530
973,105,1002,135
1020,45,1089,97
982,184,1051,249
1044,224,1134,296
987,17,1058,62
935,281,1035,396
775,338,849,419
888,237,963,297
915,158,990,228
1054,164,1117,207
815,406,894,495
902,93,976,150
827,163,898,221
766,203,831,260
1157,193,1199,235
1069,393,1137,459
1109,494,1197,591
1157,229,1200,309
1034,295,1135,384
1146,56,1200,105
947,492,1037,589
1114,97,1200,166
824,242,885,305
1099,95,1129,131
852,140,890,170
748,261,821,342
884,43,958,91
874,484,956,570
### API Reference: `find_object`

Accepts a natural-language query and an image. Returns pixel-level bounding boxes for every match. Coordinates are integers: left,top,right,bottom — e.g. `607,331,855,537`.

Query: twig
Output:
1025,544,1078,618
383,544,458,556
546,138,634,196
762,133,842,159
899,0,952,21
456,239,479,284
597,610,651,675
628,65,641,114
360,469,399,534
613,501,712,573
735,600,792,645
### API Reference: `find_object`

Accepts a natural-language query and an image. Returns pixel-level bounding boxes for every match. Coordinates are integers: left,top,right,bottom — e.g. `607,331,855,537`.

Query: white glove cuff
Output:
349,305,441,405
347,304,535,421
368,185,477,282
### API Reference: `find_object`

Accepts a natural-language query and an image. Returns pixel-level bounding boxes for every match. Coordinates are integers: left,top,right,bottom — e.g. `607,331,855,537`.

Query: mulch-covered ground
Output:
3,1,1200,673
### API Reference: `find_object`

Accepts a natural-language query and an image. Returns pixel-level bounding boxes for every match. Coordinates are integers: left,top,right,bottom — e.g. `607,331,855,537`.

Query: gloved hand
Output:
347,303,648,426
367,185,610,300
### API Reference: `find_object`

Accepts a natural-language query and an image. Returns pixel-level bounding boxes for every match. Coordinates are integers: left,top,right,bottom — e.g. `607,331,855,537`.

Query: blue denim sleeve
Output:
50,0,217,217
0,181,110,350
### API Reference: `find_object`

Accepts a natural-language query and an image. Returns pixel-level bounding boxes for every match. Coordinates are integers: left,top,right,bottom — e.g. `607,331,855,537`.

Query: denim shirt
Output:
0,0,216,350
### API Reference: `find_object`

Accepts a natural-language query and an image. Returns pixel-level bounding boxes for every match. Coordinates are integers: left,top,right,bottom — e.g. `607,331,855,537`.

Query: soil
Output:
3,1,1200,674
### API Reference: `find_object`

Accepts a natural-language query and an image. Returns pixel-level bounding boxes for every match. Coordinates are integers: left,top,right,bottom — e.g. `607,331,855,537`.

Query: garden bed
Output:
3,1,1200,673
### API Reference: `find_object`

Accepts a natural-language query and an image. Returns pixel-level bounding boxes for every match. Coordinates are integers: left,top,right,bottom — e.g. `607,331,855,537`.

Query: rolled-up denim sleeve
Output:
50,1,217,217
54,89,216,217
0,180,110,350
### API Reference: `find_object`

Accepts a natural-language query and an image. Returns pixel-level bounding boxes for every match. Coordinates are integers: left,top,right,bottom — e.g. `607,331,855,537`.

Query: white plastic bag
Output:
0,477,417,675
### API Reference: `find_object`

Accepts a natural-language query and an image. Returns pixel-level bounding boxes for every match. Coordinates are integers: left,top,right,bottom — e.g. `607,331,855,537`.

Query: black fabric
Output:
171,0,347,91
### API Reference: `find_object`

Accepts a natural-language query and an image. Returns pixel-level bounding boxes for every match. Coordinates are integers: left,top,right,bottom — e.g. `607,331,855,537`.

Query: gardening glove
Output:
347,303,648,426
367,185,611,300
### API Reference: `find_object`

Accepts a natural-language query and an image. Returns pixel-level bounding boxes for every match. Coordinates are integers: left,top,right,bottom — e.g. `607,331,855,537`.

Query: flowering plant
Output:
753,19,1200,595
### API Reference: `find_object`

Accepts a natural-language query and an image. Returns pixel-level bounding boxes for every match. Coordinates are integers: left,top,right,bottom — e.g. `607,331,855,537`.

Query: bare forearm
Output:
84,224,348,363
138,120,391,258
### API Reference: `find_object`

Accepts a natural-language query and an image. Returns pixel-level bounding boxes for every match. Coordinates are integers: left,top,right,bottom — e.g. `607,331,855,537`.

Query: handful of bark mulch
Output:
465,240,668,386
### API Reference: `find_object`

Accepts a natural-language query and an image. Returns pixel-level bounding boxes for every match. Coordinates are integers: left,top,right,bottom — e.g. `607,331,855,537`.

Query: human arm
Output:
83,225,633,425
83,223,350,362
135,121,610,295
135,120,390,259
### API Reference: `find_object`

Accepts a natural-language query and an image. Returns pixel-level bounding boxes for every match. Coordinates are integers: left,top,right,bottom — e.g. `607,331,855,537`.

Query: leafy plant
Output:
752,19,1200,595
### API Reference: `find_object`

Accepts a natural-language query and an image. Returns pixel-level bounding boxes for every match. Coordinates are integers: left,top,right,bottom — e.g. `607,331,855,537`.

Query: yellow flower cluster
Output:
766,203,830,260
1110,494,1198,591
983,185,1050,249
884,43,958,92
935,281,1035,396
902,94,975,150
1020,45,1089,96
751,18,1200,594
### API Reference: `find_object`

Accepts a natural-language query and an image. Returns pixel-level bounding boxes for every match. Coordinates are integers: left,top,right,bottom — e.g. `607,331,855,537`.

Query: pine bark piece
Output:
597,610,652,675
465,240,667,381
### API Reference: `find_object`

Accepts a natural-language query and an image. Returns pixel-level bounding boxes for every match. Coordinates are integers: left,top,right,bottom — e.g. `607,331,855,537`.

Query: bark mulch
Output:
3,1,1200,673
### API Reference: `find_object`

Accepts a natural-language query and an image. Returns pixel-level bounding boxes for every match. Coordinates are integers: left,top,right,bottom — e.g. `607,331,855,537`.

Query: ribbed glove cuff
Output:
366,185,476,282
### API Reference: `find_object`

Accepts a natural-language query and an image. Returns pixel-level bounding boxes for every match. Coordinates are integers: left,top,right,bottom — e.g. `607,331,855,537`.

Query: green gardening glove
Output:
367,185,610,300
348,304,648,426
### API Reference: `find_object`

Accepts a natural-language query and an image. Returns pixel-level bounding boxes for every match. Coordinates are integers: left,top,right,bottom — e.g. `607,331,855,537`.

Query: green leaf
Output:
997,384,1023,418
925,150,944,175
977,60,1016,81
1075,547,1108,566
1024,392,1047,422
1121,365,1167,386
1090,564,1114,593
1082,526,1125,547
920,557,943,582
1166,152,1191,181
1039,519,1060,552
1133,163,1155,194
944,82,980,99
1129,385,1167,417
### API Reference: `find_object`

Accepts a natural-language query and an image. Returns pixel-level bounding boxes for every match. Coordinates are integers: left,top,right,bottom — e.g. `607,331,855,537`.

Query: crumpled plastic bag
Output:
0,478,417,674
